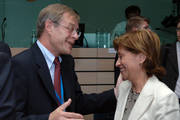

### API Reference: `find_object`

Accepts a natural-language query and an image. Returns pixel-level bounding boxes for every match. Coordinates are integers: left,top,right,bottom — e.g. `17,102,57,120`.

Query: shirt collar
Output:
36,40,62,69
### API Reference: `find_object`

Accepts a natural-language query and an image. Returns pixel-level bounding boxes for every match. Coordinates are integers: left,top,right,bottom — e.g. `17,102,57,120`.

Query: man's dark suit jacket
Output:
12,43,116,120
160,43,178,91
0,42,11,57
0,52,15,120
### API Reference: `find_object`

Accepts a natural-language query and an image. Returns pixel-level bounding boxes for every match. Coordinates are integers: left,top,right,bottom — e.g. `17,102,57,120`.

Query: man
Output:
0,41,12,57
160,18,180,104
0,52,14,120
12,3,117,120
110,5,141,44
114,16,151,83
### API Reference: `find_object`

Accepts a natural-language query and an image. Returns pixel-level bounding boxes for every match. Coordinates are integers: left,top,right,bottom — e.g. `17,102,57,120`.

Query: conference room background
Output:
0,0,178,47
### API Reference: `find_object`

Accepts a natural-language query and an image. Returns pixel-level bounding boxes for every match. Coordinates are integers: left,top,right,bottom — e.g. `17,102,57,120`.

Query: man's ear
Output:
44,19,54,33
138,53,146,64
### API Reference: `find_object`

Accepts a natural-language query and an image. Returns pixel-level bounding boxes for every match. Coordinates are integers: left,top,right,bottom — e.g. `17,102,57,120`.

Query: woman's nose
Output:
116,57,121,67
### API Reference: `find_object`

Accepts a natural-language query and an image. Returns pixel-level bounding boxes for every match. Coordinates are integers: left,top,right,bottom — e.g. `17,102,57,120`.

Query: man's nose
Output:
72,31,79,40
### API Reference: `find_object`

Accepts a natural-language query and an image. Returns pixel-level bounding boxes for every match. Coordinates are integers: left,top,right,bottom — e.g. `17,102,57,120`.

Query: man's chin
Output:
60,49,72,55
65,49,72,55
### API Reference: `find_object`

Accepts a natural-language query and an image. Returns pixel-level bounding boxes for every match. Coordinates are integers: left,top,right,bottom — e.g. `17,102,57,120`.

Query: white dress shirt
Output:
36,40,62,84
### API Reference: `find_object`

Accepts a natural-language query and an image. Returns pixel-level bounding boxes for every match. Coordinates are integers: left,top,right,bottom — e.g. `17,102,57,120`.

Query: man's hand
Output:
114,73,123,99
49,99,84,120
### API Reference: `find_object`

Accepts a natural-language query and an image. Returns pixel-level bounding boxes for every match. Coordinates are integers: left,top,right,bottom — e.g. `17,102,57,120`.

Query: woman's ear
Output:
138,53,146,64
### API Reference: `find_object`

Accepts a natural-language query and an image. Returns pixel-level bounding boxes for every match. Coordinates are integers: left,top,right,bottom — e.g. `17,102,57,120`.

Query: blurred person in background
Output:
110,5,141,43
0,52,14,120
160,18,180,104
0,41,11,57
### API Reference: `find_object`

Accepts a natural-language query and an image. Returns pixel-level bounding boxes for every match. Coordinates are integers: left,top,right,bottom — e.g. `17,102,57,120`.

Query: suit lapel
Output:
128,76,156,120
61,58,71,102
60,55,76,111
60,55,74,101
31,44,58,104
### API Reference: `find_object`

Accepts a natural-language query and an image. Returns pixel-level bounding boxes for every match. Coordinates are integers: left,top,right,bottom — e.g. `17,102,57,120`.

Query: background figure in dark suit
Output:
0,41,12,57
114,16,151,83
0,52,15,120
12,3,118,120
160,18,180,103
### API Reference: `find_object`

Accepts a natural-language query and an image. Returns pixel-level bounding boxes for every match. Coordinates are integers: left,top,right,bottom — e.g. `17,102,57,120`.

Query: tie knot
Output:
54,57,60,65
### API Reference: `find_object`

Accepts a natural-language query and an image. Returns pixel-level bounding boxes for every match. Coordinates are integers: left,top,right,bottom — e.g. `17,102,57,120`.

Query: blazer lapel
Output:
128,76,156,120
115,81,132,120
31,44,58,104
128,95,153,120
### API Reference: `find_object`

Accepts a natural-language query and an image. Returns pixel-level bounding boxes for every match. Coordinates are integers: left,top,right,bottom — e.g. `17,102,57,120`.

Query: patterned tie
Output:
54,57,61,104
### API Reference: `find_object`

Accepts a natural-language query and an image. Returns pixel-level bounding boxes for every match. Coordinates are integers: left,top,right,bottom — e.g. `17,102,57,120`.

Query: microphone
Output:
2,17,6,23
1,17,7,42
1,17,6,26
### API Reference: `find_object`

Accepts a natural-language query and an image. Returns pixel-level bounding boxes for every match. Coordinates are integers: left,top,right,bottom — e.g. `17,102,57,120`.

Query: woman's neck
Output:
131,72,148,94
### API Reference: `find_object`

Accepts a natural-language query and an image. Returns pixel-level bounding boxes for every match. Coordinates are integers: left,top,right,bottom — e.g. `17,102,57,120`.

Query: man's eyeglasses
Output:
54,22,81,37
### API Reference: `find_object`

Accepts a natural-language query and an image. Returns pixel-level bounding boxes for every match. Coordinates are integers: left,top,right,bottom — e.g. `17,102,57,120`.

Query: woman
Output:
113,30,180,120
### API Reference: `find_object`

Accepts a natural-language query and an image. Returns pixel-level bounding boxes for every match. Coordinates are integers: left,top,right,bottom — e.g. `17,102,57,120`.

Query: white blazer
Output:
114,75,180,120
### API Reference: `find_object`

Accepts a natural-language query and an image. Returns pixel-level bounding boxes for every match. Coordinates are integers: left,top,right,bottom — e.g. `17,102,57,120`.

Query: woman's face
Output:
116,47,144,81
